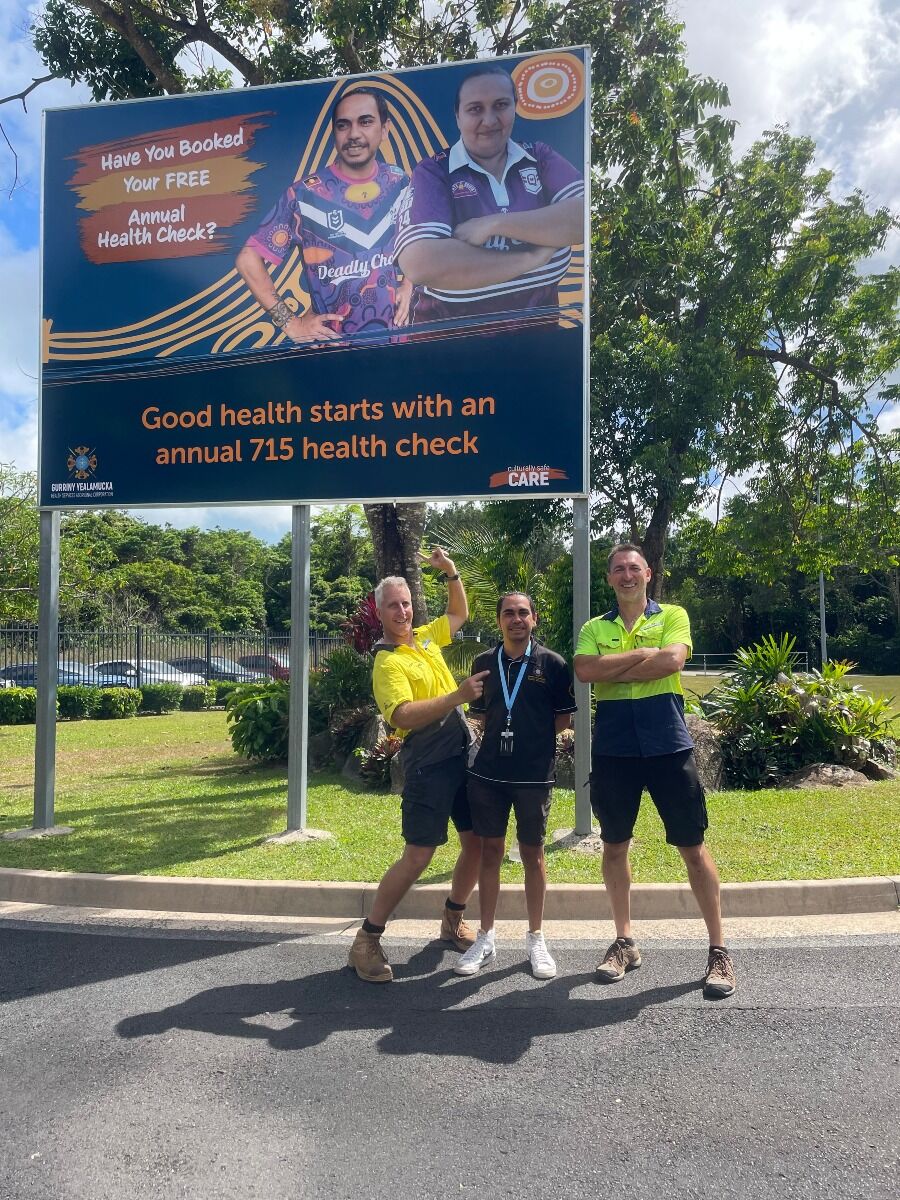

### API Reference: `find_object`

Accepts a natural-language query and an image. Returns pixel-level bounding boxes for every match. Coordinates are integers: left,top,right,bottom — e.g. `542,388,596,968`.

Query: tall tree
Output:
7,1,898,594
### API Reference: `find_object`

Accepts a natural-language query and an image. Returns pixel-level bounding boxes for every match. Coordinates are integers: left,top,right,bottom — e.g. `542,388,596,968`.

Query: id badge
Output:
500,729,515,756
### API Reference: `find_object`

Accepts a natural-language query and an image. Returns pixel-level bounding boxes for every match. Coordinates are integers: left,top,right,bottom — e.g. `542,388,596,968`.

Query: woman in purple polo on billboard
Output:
394,62,584,330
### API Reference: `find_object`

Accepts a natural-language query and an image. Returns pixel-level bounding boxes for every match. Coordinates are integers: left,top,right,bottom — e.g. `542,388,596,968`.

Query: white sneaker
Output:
526,931,557,979
454,929,496,975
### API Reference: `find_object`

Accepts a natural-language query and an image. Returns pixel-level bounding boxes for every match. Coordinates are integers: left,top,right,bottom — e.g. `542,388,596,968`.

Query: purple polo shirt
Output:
245,161,409,337
394,138,583,322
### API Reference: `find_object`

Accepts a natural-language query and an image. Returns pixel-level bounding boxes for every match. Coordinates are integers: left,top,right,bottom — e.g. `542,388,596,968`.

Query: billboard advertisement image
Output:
39,48,589,508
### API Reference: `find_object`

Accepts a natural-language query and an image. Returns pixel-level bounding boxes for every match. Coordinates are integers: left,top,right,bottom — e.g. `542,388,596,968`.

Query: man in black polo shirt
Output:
455,592,576,979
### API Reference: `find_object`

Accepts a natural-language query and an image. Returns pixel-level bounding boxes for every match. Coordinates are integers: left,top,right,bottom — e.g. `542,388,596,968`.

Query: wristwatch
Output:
445,572,461,581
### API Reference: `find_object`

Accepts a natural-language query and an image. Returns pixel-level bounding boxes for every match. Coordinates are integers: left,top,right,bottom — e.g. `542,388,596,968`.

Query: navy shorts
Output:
467,777,553,846
401,754,473,847
589,750,708,847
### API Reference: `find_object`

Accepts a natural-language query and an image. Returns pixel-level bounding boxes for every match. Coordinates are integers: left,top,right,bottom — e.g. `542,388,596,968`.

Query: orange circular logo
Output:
511,52,584,119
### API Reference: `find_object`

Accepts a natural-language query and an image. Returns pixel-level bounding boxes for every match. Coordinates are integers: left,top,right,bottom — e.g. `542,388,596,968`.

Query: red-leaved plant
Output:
342,592,382,654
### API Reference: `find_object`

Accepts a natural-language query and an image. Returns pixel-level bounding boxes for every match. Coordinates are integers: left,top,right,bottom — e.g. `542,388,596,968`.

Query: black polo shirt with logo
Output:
468,641,577,785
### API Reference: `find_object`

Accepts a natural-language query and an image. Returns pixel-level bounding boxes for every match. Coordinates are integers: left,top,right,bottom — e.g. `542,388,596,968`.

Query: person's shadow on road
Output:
116,942,699,1065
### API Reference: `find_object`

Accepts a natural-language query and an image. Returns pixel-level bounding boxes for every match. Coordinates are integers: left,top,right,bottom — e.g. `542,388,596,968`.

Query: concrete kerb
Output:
0,867,897,921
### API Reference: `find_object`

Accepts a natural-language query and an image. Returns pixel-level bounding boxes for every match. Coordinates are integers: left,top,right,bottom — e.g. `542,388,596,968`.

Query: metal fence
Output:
0,624,345,679
0,625,810,680
682,650,809,674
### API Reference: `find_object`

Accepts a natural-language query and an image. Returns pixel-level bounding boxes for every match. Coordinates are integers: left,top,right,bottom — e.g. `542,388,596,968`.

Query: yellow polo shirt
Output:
372,615,457,731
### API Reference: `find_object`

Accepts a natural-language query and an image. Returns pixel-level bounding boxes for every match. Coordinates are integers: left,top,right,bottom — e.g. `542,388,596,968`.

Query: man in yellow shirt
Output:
348,546,489,983
575,543,736,999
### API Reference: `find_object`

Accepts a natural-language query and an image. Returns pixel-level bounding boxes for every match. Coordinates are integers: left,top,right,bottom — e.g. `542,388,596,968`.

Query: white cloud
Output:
131,504,293,542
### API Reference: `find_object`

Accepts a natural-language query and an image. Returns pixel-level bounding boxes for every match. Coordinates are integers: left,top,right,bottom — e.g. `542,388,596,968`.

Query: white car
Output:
93,659,206,688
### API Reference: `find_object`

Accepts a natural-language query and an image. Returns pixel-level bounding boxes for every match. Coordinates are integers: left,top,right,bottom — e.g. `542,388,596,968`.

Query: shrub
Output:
95,687,142,719
330,705,376,759
214,681,239,706
57,685,100,720
343,592,382,653
355,734,403,787
700,635,897,787
139,682,183,714
181,684,215,711
226,680,290,762
313,646,372,717
0,687,39,725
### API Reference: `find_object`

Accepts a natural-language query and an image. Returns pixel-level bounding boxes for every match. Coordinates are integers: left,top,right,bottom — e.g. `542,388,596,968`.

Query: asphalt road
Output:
1,924,897,1200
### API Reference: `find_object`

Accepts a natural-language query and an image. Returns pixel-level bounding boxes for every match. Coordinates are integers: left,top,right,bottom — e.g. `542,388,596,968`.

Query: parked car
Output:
237,652,291,680
93,659,205,687
0,662,131,688
167,656,268,683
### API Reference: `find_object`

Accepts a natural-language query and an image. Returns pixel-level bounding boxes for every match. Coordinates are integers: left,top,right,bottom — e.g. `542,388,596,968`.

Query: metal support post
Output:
819,571,828,666
34,510,61,829
572,497,592,835
286,503,312,831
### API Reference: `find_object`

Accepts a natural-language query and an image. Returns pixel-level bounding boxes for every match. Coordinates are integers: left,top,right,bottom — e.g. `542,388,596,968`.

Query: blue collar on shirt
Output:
599,599,663,622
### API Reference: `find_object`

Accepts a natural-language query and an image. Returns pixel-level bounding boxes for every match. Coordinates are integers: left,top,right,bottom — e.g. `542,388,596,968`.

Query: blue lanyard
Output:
498,641,531,728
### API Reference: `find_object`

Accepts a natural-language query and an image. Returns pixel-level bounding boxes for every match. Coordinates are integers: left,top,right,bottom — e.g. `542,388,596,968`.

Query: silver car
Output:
93,659,206,687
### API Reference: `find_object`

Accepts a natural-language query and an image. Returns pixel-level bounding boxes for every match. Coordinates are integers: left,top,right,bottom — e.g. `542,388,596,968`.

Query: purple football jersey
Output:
246,161,409,336
394,139,583,323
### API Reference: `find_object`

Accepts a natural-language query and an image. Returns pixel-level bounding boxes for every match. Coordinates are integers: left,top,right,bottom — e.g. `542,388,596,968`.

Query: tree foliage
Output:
5,0,898,602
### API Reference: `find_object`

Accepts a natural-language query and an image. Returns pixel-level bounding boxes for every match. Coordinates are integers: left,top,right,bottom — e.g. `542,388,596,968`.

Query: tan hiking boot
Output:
440,906,477,950
596,937,642,982
348,928,393,983
703,947,736,998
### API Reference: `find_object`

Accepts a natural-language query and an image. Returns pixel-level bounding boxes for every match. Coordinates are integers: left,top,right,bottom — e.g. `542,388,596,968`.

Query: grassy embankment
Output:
1,698,897,884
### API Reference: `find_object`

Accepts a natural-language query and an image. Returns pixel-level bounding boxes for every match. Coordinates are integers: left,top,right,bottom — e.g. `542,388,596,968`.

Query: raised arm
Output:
421,546,467,635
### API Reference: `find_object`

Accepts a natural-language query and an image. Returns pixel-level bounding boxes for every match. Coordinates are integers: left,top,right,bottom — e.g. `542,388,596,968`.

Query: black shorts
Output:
589,750,708,847
401,754,473,847
467,777,553,846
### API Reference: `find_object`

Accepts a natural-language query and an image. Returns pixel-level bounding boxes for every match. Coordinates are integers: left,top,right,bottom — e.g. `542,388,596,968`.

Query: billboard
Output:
39,49,589,509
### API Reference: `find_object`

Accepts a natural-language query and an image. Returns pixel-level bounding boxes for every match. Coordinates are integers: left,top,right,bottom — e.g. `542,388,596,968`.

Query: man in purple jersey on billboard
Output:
395,65,584,326
236,89,411,342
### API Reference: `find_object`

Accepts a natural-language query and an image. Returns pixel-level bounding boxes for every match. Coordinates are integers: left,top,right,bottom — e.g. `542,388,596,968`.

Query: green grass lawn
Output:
1,710,897,884
683,671,900,708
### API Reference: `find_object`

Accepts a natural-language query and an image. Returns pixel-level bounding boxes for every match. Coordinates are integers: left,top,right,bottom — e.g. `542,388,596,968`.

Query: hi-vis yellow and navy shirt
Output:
575,601,694,758
372,614,469,770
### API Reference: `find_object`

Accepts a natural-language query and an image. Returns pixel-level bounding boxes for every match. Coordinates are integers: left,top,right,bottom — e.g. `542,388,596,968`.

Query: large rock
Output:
861,759,898,782
307,730,334,771
685,714,724,792
340,714,389,782
785,763,871,789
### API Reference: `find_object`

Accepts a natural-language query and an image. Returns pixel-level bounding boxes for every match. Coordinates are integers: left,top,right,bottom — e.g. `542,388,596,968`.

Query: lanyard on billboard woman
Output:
497,640,532,754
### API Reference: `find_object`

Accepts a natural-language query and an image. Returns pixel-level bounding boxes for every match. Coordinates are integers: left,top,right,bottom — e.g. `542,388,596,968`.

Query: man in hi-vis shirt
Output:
574,544,736,999
347,547,488,984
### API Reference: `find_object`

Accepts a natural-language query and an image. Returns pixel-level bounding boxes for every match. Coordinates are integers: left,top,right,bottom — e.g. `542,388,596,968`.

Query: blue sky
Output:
1,0,898,541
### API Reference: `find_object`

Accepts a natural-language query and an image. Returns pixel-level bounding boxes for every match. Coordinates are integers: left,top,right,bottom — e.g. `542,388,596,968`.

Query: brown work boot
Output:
348,928,393,983
703,947,736,998
596,937,642,982
440,905,477,950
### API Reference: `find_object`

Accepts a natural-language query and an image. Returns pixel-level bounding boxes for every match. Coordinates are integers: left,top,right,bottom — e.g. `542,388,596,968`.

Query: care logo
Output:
489,464,569,488
511,52,584,119
67,445,97,480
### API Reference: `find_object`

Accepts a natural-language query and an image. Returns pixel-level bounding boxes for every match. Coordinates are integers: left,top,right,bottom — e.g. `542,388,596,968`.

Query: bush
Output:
214,681,239,706
310,647,372,728
95,687,142,719
0,687,39,725
355,734,403,787
57,685,100,720
226,680,290,762
700,634,897,787
139,682,183,714
181,684,215,711
330,705,376,759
